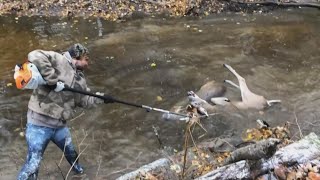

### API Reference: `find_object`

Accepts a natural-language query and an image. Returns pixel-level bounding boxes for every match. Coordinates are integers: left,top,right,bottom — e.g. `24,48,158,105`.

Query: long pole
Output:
63,86,189,118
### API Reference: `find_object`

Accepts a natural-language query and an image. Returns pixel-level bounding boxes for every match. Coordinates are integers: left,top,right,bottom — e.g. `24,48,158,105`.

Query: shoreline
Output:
0,0,226,21
1,0,319,21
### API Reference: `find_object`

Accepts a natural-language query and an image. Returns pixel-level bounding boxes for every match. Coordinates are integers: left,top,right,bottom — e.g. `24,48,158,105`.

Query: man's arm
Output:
74,88,103,108
27,50,59,86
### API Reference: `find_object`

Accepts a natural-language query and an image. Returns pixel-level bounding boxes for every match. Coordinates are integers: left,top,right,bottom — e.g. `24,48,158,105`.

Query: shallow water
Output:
0,8,320,179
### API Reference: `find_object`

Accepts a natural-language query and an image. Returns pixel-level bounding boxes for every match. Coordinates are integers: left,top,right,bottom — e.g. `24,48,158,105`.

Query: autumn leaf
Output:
19,132,25,137
156,96,163,101
170,164,181,173
216,156,224,163
192,160,200,166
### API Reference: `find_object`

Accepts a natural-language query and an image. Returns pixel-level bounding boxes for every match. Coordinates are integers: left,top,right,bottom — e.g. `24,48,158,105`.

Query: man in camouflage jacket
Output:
18,43,109,179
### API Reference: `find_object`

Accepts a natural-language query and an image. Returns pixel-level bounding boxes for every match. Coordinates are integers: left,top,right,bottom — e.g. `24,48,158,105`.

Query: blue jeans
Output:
18,123,83,180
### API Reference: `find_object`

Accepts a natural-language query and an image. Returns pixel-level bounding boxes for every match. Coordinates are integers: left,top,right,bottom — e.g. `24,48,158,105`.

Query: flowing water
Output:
0,8,319,179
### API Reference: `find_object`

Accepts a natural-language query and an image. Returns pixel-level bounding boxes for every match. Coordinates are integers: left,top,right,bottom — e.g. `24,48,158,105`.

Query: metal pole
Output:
63,86,189,118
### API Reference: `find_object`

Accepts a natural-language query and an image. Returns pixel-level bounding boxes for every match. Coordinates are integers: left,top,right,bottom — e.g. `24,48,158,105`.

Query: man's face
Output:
75,55,89,70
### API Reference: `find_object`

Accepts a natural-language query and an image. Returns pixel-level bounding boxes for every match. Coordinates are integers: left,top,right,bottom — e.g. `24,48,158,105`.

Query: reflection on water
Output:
0,9,320,179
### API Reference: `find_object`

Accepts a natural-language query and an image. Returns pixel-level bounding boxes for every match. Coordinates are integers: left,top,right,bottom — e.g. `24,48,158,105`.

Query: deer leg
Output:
223,64,246,85
224,79,240,90
267,99,281,106
223,64,257,102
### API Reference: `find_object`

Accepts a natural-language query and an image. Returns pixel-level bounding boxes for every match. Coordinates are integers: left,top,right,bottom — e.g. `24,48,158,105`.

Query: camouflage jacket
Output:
27,50,98,121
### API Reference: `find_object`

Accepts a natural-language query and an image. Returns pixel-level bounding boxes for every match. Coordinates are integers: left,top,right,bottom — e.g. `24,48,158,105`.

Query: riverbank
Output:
118,122,320,180
1,0,319,21
0,0,227,21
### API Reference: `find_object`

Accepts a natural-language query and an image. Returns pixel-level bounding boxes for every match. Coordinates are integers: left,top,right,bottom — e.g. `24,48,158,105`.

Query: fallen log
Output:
197,160,251,179
261,132,320,173
116,158,179,180
116,133,319,180
223,138,280,165
197,133,320,180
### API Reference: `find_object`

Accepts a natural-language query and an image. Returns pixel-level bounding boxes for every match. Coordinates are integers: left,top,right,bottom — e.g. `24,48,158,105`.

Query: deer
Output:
210,64,281,110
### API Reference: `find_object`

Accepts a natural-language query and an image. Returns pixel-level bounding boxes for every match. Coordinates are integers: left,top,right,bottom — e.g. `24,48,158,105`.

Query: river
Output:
0,8,319,179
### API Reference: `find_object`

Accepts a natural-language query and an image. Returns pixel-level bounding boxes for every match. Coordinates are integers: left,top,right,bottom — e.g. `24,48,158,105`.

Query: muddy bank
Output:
1,0,319,21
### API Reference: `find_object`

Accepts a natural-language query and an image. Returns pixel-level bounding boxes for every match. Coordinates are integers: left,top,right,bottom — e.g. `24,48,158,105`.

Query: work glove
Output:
94,92,114,104
95,92,104,104
54,81,65,92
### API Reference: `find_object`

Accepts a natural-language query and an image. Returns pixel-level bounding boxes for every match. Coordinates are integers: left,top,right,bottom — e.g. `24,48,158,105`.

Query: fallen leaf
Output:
192,160,200,166
295,171,303,179
156,96,162,101
274,166,288,180
170,164,181,173
216,156,224,163
19,132,25,137
286,171,297,180
145,172,158,180
309,172,320,180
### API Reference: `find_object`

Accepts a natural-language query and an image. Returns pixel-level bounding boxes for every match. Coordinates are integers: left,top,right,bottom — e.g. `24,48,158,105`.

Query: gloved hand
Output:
94,92,114,104
54,81,65,92
95,92,104,104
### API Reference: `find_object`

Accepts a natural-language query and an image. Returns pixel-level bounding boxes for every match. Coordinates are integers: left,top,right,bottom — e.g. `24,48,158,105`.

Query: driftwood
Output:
260,132,320,173
223,138,280,165
197,133,320,180
197,160,252,180
117,133,320,180
116,158,178,180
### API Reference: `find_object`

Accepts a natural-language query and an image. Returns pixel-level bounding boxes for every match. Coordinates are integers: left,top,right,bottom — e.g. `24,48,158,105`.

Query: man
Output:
17,43,110,179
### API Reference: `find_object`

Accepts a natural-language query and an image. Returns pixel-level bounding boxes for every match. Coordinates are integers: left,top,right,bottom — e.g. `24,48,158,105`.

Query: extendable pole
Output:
63,86,189,119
